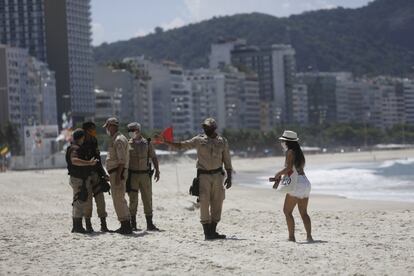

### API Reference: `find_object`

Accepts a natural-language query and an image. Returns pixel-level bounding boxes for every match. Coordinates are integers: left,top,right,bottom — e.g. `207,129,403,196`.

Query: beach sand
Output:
0,149,413,275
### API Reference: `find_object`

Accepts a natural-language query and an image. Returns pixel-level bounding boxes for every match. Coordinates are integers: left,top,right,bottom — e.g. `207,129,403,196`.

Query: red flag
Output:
162,126,174,142
154,126,174,144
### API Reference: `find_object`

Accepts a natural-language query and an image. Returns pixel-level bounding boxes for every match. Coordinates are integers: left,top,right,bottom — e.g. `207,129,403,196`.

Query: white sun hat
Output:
278,130,299,141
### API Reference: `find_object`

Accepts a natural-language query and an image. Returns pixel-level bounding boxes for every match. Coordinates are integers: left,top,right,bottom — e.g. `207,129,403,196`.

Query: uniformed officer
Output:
66,129,97,233
81,122,110,232
126,122,161,231
103,117,132,234
159,118,232,240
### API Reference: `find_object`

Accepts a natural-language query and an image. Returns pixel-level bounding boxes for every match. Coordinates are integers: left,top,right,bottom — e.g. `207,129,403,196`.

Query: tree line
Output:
2,121,413,156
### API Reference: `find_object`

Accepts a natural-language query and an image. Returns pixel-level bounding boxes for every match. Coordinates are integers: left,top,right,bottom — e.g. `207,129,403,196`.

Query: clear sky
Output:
90,0,373,46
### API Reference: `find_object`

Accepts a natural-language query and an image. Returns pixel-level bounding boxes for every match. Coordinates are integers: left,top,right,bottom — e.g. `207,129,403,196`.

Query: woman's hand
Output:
272,176,281,189
274,173,281,180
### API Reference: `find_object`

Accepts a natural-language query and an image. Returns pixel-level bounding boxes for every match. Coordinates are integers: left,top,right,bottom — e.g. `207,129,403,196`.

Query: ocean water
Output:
235,158,414,202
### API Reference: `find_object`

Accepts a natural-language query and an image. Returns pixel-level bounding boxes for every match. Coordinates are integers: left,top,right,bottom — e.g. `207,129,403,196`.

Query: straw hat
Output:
278,130,299,141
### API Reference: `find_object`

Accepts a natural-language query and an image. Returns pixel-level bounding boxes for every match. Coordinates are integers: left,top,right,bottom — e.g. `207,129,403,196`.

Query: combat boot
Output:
202,223,215,240
210,222,226,239
115,220,132,235
100,217,109,232
71,218,86,234
131,216,138,231
85,218,94,233
145,215,159,231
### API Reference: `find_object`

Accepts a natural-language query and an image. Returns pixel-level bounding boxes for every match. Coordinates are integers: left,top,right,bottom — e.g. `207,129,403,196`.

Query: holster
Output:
189,168,224,197
94,176,111,196
189,171,201,197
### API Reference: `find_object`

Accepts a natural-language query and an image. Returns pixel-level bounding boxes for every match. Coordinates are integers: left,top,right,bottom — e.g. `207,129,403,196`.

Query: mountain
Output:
93,0,414,76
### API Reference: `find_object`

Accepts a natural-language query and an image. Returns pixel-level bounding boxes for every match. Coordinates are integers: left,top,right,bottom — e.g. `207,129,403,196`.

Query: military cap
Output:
102,117,119,127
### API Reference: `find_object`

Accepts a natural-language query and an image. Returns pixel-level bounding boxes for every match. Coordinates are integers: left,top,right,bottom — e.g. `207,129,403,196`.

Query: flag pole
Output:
175,153,180,194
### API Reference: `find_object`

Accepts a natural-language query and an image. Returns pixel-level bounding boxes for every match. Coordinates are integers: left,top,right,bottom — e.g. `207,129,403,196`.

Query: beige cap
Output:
102,117,119,128
127,122,141,131
202,117,217,128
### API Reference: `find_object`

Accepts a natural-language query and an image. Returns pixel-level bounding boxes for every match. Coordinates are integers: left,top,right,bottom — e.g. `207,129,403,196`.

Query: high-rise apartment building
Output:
44,0,94,123
0,0,47,61
185,67,261,132
210,40,296,127
1,0,95,126
0,44,57,153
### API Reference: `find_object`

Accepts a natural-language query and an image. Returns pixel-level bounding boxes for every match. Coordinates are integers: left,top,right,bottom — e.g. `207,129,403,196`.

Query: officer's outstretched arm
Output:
164,140,183,149
154,133,199,152
154,134,192,150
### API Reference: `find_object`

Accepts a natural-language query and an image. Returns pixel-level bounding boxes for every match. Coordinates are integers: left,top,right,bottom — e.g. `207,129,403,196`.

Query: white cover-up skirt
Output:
288,175,311,199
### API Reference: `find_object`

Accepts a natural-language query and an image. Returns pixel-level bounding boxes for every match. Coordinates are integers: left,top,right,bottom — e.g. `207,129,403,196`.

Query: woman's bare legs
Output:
298,197,313,242
283,194,298,242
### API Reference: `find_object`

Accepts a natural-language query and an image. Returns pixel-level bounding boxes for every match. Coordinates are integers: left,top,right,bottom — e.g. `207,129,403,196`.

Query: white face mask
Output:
281,142,288,151
106,129,111,136
128,132,136,139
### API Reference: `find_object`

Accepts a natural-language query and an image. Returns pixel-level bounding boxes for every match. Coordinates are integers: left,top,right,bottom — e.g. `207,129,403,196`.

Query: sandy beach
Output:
0,149,413,275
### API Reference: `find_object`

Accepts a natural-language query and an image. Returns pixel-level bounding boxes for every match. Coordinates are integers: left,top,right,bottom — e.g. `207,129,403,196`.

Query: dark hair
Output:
82,121,96,131
72,128,85,141
285,141,305,169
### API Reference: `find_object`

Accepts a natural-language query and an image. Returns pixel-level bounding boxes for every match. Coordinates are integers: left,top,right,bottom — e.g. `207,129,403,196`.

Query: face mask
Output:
281,142,288,151
106,129,111,136
128,132,136,139
88,129,97,137
204,128,215,137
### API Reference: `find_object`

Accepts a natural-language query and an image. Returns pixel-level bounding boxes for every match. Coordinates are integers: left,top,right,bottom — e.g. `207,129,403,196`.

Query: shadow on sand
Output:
224,236,248,241
296,240,328,245
88,230,151,238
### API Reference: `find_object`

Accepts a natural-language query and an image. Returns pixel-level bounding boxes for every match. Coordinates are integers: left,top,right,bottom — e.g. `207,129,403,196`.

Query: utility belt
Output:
108,167,126,180
68,170,90,180
197,167,224,176
129,169,152,175
189,167,224,197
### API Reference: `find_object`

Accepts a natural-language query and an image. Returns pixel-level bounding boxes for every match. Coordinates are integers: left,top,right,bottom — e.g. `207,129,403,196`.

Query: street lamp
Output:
364,111,371,148
401,66,414,146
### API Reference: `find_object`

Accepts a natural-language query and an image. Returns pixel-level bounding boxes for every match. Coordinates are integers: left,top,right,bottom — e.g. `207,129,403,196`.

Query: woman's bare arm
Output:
274,150,294,179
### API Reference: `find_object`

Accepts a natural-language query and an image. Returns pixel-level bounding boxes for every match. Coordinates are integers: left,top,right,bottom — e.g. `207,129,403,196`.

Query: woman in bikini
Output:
273,130,313,242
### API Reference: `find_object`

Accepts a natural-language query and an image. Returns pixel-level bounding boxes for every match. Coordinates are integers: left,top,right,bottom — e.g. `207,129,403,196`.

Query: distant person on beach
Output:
126,122,161,231
273,130,313,242
80,122,110,232
103,117,132,234
66,129,97,233
157,118,232,240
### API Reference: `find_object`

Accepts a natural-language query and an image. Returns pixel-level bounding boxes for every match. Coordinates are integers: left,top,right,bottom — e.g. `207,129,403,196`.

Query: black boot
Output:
115,220,132,235
146,215,159,231
202,223,215,240
71,218,86,234
210,222,226,239
85,218,94,233
100,217,110,232
131,216,138,231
